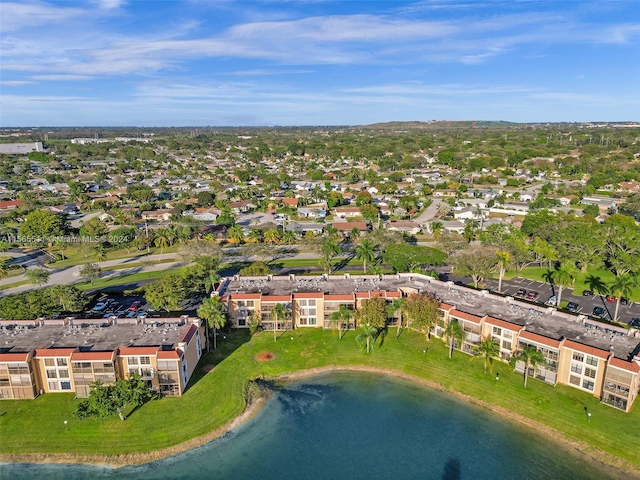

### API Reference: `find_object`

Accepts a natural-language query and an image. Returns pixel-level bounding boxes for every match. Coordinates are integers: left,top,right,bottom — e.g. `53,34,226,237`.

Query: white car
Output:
92,302,107,312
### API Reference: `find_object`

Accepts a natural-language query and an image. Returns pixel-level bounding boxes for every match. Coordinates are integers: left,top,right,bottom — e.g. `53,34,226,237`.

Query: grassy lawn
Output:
74,267,189,291
0,329,637,470
507,266,640,302
46,244,180,269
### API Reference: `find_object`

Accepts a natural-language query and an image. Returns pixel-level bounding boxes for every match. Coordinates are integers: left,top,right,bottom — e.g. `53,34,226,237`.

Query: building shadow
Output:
442,458,462,480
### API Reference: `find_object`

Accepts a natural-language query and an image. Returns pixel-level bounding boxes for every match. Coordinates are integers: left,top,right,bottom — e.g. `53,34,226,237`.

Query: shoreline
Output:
1,365,638,479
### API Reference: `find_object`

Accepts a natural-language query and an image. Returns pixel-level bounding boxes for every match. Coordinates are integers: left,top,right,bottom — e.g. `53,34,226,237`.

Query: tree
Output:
239,261,270,276
197,297,227,351
495,250,510,293
403,292,440,340
510,345,546,389
382,244,446,273
451,248,497,288
443,319,466,359
354,297,387,330
75,374,156,421
356,324,379,353
609,274,638,323
144,275,188,311
0,260,7,280
25,267,50,288
270,302,289,341
19,209,68,243
387,297,406,339
49,285,88,312
330,305,353,339
227,225,245,244
354,239,376,274
79,263,103,285
154,229,171,257
359,204,379,222
94,244,108,263
550,264,577,308
80,218,108,239
263,228,281,245
430,221,444,237
471,338,500,374
197,191,215,207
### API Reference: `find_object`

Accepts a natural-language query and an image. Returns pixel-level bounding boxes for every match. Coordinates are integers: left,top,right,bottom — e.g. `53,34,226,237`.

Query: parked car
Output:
621,297,629,306
525,291,539,301
546,295,558,306
629,318,640,328
92,302,107,312
592,306,605,317
514,288,527,298
582,290,593,297
606,295,616,303
566,302,579,312
129,301,142,311
126,311,137,318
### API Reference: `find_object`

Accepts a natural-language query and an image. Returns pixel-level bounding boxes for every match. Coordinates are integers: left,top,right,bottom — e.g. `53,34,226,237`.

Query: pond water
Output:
1,372,621,479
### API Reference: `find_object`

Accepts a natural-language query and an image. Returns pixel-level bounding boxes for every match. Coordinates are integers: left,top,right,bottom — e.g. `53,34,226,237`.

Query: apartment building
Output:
0,316,203,399
219,273,640,412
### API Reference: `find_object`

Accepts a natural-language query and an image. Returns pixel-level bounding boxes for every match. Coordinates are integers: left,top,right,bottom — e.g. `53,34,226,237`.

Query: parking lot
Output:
79,291,205,320
444,273,640,326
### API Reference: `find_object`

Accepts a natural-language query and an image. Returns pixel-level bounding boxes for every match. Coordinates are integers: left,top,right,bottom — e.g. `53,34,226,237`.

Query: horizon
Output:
1,0,639,127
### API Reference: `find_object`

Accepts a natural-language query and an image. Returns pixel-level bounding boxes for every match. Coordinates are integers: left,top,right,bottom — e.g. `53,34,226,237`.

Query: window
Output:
58,369,69,379
582,380,594,391
502,340,512,350
44,359,55,367
60,381,72,391
503,331,513,339
572,352,584,362
56,358,68,367
140,356,151,365
46,370,57,379
492,326,502,336
586,356,598,367
570,364,582,375
569,375,580,386
48,381,58,391
128,357,138,365
584,368,596,379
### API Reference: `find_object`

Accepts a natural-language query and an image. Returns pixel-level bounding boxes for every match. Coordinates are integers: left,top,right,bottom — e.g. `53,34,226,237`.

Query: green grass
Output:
0,279,30,290
508,266,640,302
0,329,637,470
74,267,189,291
47,245,181,269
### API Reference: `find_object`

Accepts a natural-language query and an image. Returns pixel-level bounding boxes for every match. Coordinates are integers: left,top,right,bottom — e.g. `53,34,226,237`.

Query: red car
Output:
606,296,616,303
129,301,141,311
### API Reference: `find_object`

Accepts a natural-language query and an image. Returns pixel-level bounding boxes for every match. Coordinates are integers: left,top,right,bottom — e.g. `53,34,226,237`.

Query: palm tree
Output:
227,225,245,244
330,305,353,339
94,245,108,263
510,345,546,388
197,297,227,351
247,228,264,244
263,228,281,245
443,319,466,359
154,230,170,258
356,324,379,353
386,297,406,339
281,230,297,246
609,274,638,323
355,239,376,274
25,268,50,288
552,264,577,308
430,221,444,238
271,303,288,341
471,338,500,374
585,274,609,306
495,250,510,293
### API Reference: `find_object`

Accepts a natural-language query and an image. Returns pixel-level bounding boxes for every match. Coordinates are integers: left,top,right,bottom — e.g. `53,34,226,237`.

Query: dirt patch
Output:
254,351,276,362
201,364,215,373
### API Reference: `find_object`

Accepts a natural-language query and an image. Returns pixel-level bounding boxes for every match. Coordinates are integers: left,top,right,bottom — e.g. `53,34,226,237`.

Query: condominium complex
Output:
0,316,203,399
219,273,640,412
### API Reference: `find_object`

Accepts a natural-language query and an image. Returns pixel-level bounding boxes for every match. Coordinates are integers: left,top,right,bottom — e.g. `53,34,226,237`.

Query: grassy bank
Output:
0,329,637,471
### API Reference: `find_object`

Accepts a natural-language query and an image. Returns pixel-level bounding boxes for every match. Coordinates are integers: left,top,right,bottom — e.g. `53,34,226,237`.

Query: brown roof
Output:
449,310,482,324
180,324,199,344
484,316,523,332
518,330,561,348
230,293,262,300
0,352,30,362
118,346,159,356
71,351,116,361
325,294,355,301
608,357,640,373
34,348,76,357
333,221,368,231
293,292,324,299
261,295,292,302
563,340,610,360
157,349,183,360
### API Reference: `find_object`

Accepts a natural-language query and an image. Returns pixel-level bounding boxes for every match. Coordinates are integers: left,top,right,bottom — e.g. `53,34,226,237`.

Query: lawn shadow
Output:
186,329,253,391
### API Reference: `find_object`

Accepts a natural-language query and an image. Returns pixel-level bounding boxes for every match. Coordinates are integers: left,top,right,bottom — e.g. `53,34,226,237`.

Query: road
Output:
413,198,442,225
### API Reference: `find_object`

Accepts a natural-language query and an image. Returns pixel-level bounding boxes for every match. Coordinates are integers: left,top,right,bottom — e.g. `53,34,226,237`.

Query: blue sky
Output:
1,0,639,126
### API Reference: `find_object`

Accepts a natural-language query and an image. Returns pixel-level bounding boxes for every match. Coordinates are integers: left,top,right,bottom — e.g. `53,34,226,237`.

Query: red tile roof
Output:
484,316,523,332
71,351,115,361
230,293,262,300
34,348,76,357
609,357,640,374
181,324,199,344
293,292,324,299
261,295,292,302
119,346,159,356
563,340,610,360
325,294,355,301
157,349,182,360
439,303,454,311
449,310,482,324
0,352,30,362
518,330,561,348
